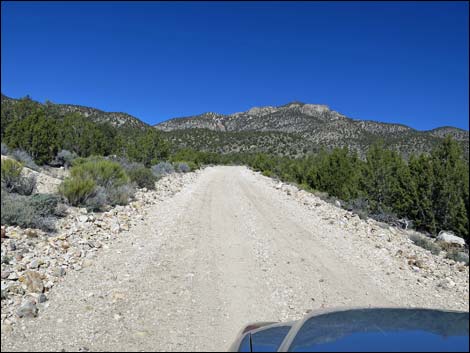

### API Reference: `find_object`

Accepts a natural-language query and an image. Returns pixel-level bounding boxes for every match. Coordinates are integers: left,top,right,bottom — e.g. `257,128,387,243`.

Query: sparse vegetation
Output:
173,162,191,173
151,162,175,179
408,232,442,255
106,183,135,206
9,149,39,170
51,149,78,168
445,250,469,265
1,189,63,231
127,166,156,189
1,159,36,195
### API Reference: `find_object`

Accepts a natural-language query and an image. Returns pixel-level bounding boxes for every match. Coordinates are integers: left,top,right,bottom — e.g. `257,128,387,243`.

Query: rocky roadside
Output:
0,170,202,332
263,173,469,310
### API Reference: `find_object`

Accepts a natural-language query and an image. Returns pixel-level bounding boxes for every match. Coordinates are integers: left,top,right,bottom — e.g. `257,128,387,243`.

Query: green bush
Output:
70,157,128,188
1,159,36,195
29,194,62,216
59,177,96,206
127,167,156,189
1,159,23,188
1,189,63,231
262,170,273,177
186,161,197,171
173,162,191,173
59,156,133,208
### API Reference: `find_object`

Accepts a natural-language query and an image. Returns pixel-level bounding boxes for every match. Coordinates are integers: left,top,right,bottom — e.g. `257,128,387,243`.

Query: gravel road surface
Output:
1,166,468,352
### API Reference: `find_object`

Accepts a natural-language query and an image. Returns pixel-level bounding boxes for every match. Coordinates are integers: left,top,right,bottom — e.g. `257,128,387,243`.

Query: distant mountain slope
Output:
156,102,469,158
1,94,148,130
2,94,467,159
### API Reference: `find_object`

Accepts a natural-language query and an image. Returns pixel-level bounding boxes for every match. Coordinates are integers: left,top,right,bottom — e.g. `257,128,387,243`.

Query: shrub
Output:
70,157,129,189
14,174,37,196
1,143,9,155
370,210,399,225
106,183,135,206
52,149,78,168
109,156,144,173
84,186,107,211
0,189,63,231
59,177,96,206
173,162,191,173
445,250,469,265
9,149,39,171
1,159,23,190
59,157,133,209
262,170,273,177
127,167,156,189
344,197,370,220
186,161,198,171
151,162,174,179
1,159,37,195
29,193,62,217
409,232,442,255
345,197,369,212
54,202,69,217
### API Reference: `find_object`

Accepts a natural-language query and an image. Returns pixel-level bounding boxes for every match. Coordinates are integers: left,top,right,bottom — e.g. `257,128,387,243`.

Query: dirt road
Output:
1,166,468,352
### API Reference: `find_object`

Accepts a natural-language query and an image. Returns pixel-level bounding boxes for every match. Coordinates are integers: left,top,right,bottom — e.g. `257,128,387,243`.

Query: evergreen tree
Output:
430,136,468,239
408,154,436,233
361,142,410,215
4,108,59,164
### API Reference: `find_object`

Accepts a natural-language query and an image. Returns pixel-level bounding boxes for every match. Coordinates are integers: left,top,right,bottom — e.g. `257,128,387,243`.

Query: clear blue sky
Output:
1,1,468,130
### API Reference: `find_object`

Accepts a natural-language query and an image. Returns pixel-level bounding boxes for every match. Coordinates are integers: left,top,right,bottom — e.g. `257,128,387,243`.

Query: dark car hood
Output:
231,307,469,352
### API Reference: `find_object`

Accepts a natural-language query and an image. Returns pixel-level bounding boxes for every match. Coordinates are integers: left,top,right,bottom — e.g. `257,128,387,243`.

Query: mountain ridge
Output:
155,101,468,134
1,94,468,158
1,94,149,130
155,101,469,158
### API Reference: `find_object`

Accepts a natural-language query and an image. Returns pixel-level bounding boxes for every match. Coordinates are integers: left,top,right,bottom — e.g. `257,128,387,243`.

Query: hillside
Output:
156,102,469,158
1,94,148,130
2,94,468,159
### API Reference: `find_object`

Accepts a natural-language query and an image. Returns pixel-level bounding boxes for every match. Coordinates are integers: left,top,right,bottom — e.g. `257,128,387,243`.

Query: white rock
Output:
437,231,466,247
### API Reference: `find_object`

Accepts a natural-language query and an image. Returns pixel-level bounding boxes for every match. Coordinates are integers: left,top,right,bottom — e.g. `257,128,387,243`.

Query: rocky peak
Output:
245,106,278,117
300,104,331,116
281,101,306,107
